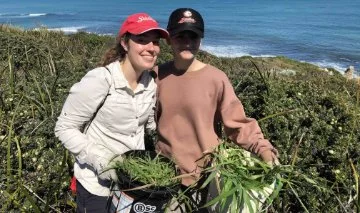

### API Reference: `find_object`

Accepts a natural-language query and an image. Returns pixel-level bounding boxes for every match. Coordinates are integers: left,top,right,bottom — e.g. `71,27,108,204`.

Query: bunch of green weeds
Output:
114,152,178,187
200,142,324,213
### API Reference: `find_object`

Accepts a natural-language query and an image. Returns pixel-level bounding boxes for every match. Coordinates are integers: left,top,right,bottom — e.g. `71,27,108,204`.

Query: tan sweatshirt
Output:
155,62,277,185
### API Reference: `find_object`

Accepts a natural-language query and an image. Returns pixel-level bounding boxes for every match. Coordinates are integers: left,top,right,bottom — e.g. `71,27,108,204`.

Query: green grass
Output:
113,151,179,188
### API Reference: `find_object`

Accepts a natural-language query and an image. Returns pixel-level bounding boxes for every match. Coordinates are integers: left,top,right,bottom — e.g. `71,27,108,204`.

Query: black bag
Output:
109,150,180,213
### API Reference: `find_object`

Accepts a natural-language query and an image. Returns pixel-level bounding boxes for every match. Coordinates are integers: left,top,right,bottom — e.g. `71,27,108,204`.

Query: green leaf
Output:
203,184,238,207
242,189,256,213
200,171,217,189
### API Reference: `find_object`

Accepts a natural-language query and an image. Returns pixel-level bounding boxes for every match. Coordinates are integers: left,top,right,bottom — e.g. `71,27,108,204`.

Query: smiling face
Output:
169,30,201,61
122,30,161,72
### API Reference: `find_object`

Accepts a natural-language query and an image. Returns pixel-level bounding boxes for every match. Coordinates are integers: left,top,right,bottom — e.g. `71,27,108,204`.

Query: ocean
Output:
1,0,359,74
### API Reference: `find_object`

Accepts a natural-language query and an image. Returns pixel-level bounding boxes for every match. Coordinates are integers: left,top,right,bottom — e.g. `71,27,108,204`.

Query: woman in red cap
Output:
155,8,279,212
55,13,168,212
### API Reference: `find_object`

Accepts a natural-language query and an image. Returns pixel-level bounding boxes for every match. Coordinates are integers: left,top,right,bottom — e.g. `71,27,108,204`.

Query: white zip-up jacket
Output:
55,61,156,196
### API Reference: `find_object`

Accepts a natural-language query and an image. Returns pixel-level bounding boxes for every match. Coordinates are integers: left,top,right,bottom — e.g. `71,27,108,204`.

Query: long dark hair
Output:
101,34,130,66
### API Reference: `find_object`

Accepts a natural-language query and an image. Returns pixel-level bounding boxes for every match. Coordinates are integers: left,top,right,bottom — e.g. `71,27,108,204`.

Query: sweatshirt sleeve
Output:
219,75,278,157
54,67,111,160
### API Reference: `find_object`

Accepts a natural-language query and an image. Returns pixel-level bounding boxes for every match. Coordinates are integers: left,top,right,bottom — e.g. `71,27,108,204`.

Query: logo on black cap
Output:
178,11,196,24
183,11,192,17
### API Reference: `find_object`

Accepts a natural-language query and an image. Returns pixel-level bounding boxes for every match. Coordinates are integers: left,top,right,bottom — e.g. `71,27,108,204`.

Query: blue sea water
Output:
1,0,359,74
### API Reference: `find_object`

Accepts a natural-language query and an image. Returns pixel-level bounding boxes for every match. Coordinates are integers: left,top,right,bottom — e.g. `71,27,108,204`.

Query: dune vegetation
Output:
0,25,359,212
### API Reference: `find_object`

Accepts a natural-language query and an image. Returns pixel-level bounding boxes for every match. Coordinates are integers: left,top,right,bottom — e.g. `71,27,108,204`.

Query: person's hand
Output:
98,166,118,181
97,155,124,181
78,142,123,181
260,149,280,167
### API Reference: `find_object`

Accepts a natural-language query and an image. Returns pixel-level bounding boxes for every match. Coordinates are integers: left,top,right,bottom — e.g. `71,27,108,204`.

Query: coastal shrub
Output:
0,27,111,212
204,58,360,212
0,25,359,212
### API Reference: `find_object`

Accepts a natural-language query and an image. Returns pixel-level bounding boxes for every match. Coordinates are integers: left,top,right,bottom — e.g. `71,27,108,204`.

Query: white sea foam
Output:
201,45,251,58
202,44,353,74
0,13,47,18
253,54,277,58
202,44,276,58
47,26,86,34
28,13,47,17
311,60,347,73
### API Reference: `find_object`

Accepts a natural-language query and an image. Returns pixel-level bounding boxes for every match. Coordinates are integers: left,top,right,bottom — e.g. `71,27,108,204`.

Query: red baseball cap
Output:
119,13,169,39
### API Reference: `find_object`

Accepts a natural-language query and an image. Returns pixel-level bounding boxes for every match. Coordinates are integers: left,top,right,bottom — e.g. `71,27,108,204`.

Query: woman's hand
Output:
98,155,123,181
78,142,123,181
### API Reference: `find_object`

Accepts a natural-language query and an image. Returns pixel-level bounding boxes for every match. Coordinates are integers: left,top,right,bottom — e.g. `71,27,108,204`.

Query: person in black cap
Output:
154,8,279,212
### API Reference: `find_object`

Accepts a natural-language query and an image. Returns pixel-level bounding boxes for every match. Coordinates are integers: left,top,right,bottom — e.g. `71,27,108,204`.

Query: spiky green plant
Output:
113,152,179,188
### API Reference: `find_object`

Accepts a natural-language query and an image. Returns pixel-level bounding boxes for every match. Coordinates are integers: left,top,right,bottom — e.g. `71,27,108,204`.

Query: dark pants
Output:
76,180,110,213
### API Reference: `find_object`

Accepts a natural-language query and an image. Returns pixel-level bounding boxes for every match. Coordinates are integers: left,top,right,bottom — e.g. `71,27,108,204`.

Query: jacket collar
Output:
106,61,155,92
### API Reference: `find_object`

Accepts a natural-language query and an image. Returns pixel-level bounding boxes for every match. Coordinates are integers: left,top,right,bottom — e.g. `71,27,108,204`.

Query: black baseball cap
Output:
167,8,204,38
